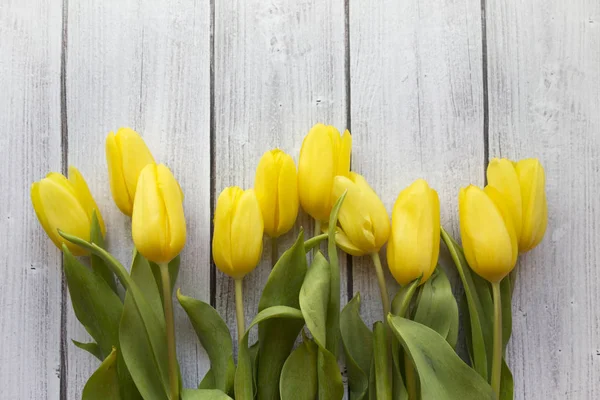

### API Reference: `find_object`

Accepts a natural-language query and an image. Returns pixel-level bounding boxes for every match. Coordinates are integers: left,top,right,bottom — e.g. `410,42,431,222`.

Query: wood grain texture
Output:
349,0,485,333
65,0,211,397
0,1,64,399
486,0,600,398
213,0,347,360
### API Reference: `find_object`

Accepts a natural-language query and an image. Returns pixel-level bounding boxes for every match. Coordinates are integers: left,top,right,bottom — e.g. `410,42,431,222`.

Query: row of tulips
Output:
31,123,546,400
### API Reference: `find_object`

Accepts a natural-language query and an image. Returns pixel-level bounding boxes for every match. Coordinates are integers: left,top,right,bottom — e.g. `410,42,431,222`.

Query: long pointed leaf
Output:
326,192,346,357
280,337,318,400
388,316,494,400
82,348,120,400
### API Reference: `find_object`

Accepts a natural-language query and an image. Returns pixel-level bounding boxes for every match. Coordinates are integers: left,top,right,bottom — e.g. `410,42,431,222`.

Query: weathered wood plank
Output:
486,0,600,398
213,0,347,357
349,0,485,334
0,1,64,399
65,0,211,397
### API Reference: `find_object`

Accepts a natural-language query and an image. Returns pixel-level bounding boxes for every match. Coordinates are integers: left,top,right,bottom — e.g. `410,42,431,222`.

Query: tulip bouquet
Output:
31,124,546,400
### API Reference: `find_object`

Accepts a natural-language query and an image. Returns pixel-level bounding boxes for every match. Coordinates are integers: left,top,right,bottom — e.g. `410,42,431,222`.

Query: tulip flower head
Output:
31,166,105,255
212,187,264,279
459,185,518,283
387,179,440,286
298,123,352,222
132,164,186,264
106,127,156,216
254,149,299,238
487,157,548,253
331,172,390,256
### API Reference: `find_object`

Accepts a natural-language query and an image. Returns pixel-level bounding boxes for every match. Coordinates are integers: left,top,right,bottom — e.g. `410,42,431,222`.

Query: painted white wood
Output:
65,0,211,397
212,0,348,377
349,0,485,339
0,1,64,399
486,0,600,398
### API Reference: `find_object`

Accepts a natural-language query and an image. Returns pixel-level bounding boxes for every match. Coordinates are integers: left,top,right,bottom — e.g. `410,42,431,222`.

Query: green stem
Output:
303,233,328,253
491,281,503,398
314,220,322,237
271,236,278,268
405,354,418,400
371,252,390,319
235,278,245,345
159,263,179,400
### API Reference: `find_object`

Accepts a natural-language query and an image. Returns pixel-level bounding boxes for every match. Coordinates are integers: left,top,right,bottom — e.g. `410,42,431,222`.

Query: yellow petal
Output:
335,129,352,177
68,166,105,237
334,227,367,256
459,185,516,283
212,187,242,277
35,174,91,255
276,152,299,236
230,189,264,278
487,158,522,240
387,179,438,285
516,159,547,252
351,173,390,250
106,131,132,215
298,124,336,221
333,175,376,254
156,164,186,262
132,164,169,263
254,150,280,237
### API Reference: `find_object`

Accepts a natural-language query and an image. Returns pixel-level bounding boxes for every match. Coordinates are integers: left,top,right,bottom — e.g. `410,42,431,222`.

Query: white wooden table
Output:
2,0,599,399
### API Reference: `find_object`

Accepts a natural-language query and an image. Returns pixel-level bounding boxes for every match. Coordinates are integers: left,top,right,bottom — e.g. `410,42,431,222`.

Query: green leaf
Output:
130,251,164,322
150,255,181,306
413,268,459,347
373,322,392,400
326,192,346,357
181,388,233,400
340,293,372,400
72,340,102,361
280,336,318,400
257,231,308,400
500,277,512,350
62,246,122,360
90,211,117,294
368,357,376,400
82,348,120,400
116,349,142,400
198,369,215,389
300,251,330,347
391,347,408,400
59,231,174,400
235,306,305,400
440,228,491,380
177,290,235,394
390,278,418,400
390,278,420,317
499,359,514,400
388,316,494,400
317,346,344,400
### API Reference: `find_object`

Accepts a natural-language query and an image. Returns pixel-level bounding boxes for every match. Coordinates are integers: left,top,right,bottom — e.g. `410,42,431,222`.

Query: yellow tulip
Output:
459,185,518,283
132,164,186,264
298,123,352,222
486,157,548,253
212,187,264,279
254,149,299,238
387,179,440,285
106,127,156,216
515,159,547,252
331,172,390,256
31,166,105,255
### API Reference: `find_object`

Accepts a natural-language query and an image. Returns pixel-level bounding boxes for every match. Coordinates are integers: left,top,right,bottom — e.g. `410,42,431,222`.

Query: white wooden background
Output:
1,0,598,399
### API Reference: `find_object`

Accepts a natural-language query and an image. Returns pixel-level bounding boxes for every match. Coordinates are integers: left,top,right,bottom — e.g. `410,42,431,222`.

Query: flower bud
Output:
106,127,156,216
459,185,518,283
331,172,390,256
515,159,547,252
254,149,299,238
132,164,186,264
212,187,264,279
298,123,351,222
387,179,440,285
31,166,105,255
